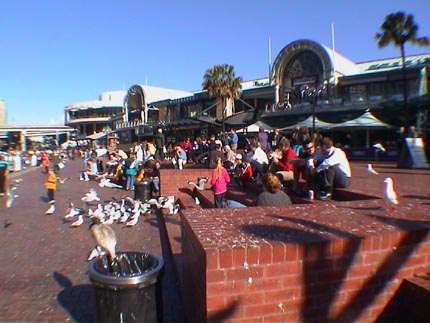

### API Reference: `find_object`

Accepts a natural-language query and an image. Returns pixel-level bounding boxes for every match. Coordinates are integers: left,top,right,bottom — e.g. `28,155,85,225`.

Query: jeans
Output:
225,199,247,208
126,174,135,190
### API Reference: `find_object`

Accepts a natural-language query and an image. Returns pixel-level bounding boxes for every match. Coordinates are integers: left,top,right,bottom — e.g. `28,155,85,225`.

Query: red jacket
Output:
277,147,297,172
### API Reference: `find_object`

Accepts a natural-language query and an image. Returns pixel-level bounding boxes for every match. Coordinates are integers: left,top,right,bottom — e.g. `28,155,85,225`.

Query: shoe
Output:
316,191,332,200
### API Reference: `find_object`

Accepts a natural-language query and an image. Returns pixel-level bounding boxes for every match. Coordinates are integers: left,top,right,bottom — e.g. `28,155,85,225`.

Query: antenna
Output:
331,22,336,81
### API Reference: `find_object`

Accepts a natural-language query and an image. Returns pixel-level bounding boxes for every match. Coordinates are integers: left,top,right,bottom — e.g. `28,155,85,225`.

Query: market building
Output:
64,39,430,155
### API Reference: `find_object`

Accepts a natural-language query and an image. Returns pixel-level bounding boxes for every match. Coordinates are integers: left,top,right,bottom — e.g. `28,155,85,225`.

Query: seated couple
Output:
290,137,351,200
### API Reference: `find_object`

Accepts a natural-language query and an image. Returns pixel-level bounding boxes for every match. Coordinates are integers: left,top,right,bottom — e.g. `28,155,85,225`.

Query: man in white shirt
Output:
249,142,269,179
309,137,351,200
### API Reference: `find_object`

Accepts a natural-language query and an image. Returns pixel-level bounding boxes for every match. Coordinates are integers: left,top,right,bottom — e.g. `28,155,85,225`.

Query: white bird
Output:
373,143,386,153
99,176,123,189
158,195,175,208
126,214,139,226
90,222,117,261
70,215,84,227
366,163,379,175
81,189,100,203
147,198,160,208
57,176,71,184
195,196,201,205
45,203,56,215
5,185,16,208
168,203,180,215
87,245,106,261
119,211,131,223
187,177,208,191
383,177,399,212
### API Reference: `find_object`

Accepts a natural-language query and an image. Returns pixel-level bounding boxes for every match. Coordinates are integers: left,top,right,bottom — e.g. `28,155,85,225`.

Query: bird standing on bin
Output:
90,221,117,262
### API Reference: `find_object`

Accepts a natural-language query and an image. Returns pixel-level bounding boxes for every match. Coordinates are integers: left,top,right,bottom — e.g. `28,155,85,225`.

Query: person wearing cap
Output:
233,153,253,187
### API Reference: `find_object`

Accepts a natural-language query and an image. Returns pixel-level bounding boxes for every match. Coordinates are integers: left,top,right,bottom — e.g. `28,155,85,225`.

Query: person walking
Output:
210,157,231,208
45,167,57,214
123,153,137,191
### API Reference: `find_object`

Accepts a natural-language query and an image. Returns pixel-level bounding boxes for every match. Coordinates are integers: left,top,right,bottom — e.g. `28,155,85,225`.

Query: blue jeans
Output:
225,199,247,208
126,174,135,190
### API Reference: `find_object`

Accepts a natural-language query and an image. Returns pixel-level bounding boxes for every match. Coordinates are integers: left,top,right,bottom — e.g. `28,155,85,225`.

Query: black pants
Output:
251,161,268,177
214,192,226,208
316,166,350,193
47,189,55,203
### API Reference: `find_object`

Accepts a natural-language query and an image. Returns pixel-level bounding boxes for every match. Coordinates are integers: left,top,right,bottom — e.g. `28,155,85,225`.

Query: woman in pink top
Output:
210,157,231,208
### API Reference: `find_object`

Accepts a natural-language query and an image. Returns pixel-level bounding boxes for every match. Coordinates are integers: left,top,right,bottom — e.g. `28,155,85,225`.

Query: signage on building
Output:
292,75,317,86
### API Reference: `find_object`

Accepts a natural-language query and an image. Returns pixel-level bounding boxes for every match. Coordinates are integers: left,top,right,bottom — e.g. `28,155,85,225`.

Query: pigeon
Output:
87,245,106,261
70,215,84,227
373,143,386,153
383,177,399,212
90,221,117,261
3,219,11,229
45,203,56,215
187,177,208,191
366,163,379,175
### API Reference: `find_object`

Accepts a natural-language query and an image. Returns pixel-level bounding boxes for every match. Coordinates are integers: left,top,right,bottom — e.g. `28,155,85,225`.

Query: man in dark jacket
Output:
153,127,166,160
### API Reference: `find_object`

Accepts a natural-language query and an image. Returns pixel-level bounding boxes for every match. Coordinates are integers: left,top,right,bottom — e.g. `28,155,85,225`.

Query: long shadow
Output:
53,271,97,323
240,213,430,322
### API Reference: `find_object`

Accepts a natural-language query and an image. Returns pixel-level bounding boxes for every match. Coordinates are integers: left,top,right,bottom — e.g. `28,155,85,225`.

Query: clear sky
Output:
1,0,429,125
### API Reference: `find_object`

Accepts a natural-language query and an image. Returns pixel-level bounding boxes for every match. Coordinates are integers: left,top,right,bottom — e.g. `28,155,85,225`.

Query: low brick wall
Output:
180,207,430,323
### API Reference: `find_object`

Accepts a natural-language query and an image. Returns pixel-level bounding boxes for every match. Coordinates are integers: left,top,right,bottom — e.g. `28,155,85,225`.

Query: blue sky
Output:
1,0,429,125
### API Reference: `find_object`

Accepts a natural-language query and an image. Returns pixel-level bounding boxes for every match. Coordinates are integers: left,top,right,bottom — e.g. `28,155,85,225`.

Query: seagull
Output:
168,203,180,215
65,201,81,218
195,196,201,205
70,215,84,227
126,215,139,226
87,245,106,261
373,143,386,153
5,185,16,208
366,163,379,175
57,176,71,184
383,177,399,212
187,177,208,191
90,221,117,261
45,203,56,215
81,189,100,203
99,176,123,189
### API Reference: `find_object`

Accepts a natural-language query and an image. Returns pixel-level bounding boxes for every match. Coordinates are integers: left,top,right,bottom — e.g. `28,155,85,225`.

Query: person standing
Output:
0,155,8,196
258,127,268,152
269,128,282,151
123,153,137,191
228,128,239,152
210,157,231,208
153,127,166,161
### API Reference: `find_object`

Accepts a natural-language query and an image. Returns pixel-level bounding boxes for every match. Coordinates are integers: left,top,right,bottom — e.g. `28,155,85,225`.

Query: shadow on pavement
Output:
53,271,97,323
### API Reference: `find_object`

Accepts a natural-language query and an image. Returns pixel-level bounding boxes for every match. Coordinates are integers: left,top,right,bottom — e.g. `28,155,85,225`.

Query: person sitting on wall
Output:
233,153,253,188
269,138,297,187
308,137,351,200
249,141,269,181
172,145,187,170
257,172,292,206
289,140,316,196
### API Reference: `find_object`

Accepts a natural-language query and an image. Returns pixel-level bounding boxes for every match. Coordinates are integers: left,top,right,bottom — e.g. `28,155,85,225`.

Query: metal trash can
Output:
134,180,152,201
88,251,164,323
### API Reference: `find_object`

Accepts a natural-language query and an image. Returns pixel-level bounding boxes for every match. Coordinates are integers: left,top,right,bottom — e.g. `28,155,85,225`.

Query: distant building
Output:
64,39,430,150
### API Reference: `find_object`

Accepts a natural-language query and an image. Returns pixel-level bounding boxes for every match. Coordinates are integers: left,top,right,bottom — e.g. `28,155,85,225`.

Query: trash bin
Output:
88,251,164,323
134,180,152,201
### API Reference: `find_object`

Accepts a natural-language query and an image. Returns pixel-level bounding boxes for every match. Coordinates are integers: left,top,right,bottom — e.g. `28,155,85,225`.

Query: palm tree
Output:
202,64,243,136
375,11,429,126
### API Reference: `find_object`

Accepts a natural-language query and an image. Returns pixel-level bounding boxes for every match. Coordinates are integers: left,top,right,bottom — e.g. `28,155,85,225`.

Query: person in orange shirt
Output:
41,152,50,173
45,168,57,214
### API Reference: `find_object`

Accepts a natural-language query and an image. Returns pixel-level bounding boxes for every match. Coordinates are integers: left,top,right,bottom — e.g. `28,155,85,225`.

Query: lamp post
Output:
300,82,328,137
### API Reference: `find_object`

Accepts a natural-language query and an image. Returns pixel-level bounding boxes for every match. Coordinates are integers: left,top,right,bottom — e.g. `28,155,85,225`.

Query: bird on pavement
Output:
383,177,399,212
45,203,56,215
99,176,123,189
90,221,117,261
366,163,379,175
81,189,100,203
195,196,201,205
187,177,208,191
70,215,84,227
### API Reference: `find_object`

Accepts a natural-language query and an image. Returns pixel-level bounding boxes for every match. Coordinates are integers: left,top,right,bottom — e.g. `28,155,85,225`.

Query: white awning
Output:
87,132,107,140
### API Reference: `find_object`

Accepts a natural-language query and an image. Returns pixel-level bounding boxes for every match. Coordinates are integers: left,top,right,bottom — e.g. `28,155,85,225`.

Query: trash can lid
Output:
88,251,164,287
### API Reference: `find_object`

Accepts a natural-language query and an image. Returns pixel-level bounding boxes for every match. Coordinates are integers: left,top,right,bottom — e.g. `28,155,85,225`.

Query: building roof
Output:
65,90,126,110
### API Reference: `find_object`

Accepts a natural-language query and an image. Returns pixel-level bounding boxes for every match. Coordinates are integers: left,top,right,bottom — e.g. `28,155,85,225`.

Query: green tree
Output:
202,64,243,134
375,11,429,126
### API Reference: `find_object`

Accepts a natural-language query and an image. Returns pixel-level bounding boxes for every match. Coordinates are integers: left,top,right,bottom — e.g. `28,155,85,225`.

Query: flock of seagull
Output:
61,188,180,229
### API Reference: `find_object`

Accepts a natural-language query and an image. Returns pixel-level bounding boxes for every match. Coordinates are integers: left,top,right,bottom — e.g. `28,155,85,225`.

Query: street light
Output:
300,82,328,137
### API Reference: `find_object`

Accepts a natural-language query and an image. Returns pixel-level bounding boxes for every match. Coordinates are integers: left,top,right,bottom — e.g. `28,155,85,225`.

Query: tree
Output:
375,11,429,126
202,64,243,136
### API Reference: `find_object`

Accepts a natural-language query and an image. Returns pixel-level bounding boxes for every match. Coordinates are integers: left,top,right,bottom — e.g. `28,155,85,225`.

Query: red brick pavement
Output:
0,158,183,323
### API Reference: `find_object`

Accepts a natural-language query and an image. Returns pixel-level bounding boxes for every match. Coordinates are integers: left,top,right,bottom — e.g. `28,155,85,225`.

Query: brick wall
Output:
180,207,430,323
